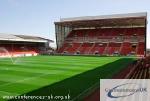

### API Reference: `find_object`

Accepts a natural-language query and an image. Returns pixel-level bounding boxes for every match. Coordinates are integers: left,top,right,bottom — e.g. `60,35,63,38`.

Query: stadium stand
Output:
90,43,107,55
0,33,53,57
120,42,132,55
137,42,145,55
124,56,150,79
107,42,121,55
111,56,150,79
55,12,146,56
57,27,145,55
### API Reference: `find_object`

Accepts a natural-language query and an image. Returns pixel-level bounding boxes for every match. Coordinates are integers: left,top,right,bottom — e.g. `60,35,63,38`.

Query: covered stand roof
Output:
55,12,147,28
0,33,53,43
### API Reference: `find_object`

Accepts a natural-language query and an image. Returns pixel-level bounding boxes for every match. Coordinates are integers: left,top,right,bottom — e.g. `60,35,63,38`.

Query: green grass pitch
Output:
0,56,135,101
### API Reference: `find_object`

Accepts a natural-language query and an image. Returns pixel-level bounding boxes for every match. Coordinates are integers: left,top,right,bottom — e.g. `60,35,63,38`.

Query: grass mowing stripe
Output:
23,58,135,101
0,70,78,88
0,57,119,66
0,91,18,95
0,74,29,82
0,66,65,74
0,69,45,77
0,56,135,101
0,73,55,88
0,60,118,75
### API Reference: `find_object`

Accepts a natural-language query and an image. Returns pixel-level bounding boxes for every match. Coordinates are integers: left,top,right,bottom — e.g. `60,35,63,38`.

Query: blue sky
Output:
0,0,149,48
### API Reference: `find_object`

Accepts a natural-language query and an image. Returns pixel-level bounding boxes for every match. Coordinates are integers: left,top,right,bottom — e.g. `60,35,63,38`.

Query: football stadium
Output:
55,12,146,56
0,11,150,101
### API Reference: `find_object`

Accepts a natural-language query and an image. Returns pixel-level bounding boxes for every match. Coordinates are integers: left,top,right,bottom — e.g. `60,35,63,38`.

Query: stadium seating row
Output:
67,28,145,38
65,36,144,43
0,44,40,52
0,44,39,57
126,56,150,79
57,27,145,56
58,42,144,55
0,51,38,57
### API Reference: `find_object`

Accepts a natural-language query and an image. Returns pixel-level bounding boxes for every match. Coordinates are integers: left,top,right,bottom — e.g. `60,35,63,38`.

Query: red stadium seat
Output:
57,27,145,56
